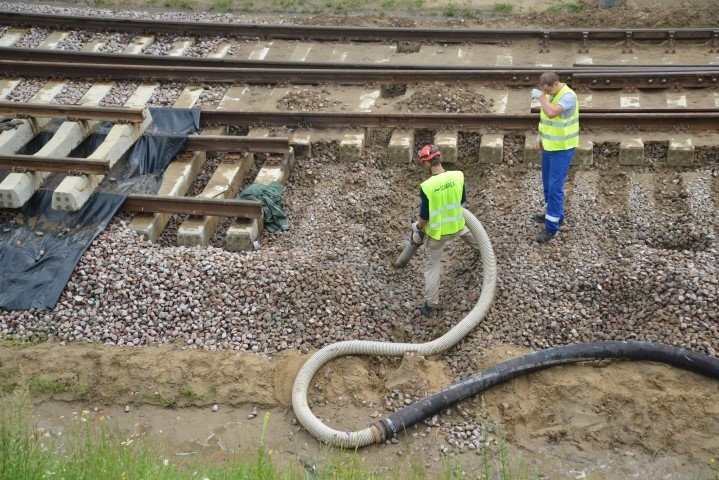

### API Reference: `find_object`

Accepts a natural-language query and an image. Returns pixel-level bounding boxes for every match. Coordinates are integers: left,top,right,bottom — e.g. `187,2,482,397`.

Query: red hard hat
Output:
417,144,441,164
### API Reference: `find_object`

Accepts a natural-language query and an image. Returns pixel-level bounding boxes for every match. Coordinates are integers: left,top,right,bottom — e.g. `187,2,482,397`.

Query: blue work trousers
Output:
541,148,574,234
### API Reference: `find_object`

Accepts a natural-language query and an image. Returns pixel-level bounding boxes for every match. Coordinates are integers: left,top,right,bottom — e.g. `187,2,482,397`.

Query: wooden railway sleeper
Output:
540,32,550,53
579,32,589,54
665,31,676,54
622,31,634,54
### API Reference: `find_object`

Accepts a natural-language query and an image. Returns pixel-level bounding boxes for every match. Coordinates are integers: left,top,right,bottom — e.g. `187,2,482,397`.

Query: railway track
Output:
0,10,718,251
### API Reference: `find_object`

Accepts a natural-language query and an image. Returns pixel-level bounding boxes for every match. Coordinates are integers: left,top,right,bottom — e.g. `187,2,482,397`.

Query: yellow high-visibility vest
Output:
420,171,465,241
539,84,579,151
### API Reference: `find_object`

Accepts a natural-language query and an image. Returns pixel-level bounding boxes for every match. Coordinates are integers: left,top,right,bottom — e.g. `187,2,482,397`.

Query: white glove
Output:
411,221,424,245
535,134,542,150
531,88,543,99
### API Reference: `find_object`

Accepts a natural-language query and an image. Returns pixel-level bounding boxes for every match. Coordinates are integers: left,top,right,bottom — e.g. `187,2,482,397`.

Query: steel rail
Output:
0,10,716,43
0,59,552,83
0,103,713,131
200,111,719,131
183,135,290,153
1,47,718,73
122,194,262,219
0,154,109,174
2,59,717,88
573,71,719,89
0,101,147,122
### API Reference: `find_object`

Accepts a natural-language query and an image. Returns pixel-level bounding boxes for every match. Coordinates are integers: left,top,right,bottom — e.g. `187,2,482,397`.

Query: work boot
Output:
532,214,564,226
536,230,556,244
420,302,438,317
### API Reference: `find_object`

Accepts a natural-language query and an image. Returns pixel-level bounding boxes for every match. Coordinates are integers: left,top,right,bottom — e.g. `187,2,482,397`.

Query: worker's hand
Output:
411,221,424,245
535,134,542,150
531,88,543,99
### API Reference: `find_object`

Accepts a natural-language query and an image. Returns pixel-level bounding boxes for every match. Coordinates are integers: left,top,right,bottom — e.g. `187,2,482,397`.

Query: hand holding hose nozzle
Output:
411,220,425,246
394,219,425,268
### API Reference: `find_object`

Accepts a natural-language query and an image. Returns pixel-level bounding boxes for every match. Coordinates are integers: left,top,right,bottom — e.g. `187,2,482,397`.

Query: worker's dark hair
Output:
539,71,560,86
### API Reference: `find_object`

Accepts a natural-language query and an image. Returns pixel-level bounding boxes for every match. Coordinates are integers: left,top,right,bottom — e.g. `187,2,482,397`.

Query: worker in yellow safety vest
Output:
531,71,579,244
411,144,480,317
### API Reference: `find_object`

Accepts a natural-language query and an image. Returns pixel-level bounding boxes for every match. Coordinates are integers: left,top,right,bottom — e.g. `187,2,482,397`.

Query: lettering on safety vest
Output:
434,181,455,193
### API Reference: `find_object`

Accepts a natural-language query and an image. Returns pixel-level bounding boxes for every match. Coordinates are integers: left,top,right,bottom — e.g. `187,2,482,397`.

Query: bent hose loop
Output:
291,208,496,448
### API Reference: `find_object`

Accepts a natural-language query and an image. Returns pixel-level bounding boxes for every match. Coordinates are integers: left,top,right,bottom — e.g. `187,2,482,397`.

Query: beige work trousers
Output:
423,226,479,307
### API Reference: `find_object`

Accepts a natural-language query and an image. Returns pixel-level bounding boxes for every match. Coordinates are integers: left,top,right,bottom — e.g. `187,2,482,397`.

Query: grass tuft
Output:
26,376,65,395
210,0,233,11
0,389,538,479
492,1,513,13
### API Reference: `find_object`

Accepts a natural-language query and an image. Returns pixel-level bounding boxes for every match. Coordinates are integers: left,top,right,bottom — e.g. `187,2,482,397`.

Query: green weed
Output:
164,0,196,10
26,376,65,395
444,2,456,16
145,390,177,408
74,373,90,399
402,0,425,9
457,1,477,18
0,389,539,480
492,1,513,13
180,388,204,402
210,0,233,11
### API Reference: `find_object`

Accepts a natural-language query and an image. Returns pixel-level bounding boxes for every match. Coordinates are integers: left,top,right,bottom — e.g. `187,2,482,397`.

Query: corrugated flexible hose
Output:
377,340,719,439
291,208,496,447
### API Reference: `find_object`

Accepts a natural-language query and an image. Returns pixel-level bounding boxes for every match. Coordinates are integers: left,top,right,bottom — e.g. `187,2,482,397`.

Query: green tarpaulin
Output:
237,181,290,233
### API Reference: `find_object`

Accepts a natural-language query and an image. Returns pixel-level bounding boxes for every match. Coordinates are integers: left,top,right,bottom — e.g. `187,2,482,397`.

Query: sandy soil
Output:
3,341,719,478
2,0,719,478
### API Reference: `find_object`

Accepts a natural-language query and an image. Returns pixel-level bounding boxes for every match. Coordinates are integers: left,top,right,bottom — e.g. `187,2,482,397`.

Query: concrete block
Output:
524,134,541,164
574,138,594,166
667,137,694,167
255,151,294,186
0,120,93,208
130,127,226,242
339,131,365,162
53,115,153,211
225,217,265,252
177,153,253,247
290,130,311,158
129,152,207,242
177,217,217,247
388,130,414,164
479,133,503,164
619,138,644,166
434,131,458,163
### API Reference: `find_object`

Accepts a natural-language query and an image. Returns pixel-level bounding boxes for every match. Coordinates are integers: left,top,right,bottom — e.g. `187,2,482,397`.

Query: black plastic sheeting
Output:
0,108,200,311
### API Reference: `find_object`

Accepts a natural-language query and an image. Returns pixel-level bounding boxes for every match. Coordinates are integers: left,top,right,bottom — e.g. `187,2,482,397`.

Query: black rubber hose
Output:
378,341,719,440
